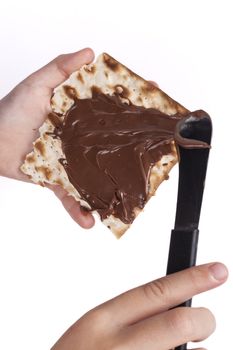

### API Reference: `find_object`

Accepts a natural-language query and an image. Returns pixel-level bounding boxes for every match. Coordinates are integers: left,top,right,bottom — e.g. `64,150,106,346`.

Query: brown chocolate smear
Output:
53,92,209,224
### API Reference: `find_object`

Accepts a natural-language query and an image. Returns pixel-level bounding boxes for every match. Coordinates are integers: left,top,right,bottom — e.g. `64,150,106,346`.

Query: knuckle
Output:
81,308,121,350
169,307,196,339
56,54,66,61
169,307,216,342
85,306,112,331
143,278,172,303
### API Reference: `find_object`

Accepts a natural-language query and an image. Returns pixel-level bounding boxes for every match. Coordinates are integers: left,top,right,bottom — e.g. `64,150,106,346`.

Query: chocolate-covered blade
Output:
174,110,212,229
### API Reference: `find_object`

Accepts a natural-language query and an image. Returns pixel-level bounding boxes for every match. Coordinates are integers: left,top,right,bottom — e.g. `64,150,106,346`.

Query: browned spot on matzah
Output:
103,53,120,72
26,154,35,163
91,85,102,95
84,65,96,74
35,166,53,180
77,72,84,83
63,85,77,99
89,65,96,74
141,82,156,94
34,140,45,156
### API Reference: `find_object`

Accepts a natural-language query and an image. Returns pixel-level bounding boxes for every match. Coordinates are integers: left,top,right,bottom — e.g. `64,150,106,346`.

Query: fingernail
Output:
209,263,228,281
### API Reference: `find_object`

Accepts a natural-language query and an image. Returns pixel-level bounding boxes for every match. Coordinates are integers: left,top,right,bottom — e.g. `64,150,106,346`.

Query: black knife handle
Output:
166,228,199,350
167,229,199,275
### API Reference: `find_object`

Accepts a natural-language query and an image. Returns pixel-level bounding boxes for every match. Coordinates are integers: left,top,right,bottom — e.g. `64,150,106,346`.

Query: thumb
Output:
25,48,94,90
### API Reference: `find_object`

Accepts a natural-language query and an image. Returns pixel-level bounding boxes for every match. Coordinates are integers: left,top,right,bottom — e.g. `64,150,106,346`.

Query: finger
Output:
102,263,228,325
118,307,215,350
147,80,159,87
25,48,94,90
48,184,95,229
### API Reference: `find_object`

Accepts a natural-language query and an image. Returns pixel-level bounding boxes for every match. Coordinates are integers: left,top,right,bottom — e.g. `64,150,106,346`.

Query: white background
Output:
0,0,232,349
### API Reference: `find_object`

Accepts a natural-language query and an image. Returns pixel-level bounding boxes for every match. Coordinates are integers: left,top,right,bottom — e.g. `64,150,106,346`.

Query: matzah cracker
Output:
21,53,188,237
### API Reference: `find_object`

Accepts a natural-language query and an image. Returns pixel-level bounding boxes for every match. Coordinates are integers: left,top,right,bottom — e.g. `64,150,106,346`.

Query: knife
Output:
166,110,212,350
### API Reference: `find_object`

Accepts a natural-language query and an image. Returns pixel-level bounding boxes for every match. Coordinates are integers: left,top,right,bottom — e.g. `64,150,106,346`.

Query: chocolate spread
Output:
51,91,210,224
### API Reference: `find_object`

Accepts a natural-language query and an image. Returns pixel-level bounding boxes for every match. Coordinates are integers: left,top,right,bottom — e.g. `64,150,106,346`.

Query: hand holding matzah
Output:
0,48,95,228
1,49,208,236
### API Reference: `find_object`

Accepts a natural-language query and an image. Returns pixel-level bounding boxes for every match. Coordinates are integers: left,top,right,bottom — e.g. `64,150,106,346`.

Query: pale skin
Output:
0,48,228,349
